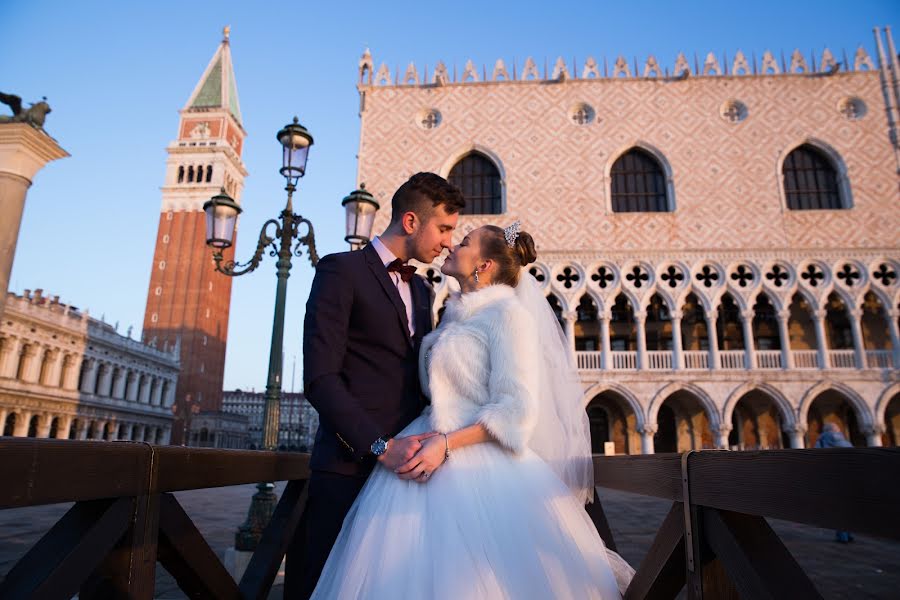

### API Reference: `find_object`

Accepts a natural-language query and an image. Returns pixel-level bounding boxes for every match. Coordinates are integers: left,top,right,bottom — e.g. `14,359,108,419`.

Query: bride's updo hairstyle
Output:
480,225,538,287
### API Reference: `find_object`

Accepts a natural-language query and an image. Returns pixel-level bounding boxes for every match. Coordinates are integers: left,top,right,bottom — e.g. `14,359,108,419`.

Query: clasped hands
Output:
377,432,445,483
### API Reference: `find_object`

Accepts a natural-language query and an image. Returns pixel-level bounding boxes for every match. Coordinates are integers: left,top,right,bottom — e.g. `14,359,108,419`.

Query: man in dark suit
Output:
288,172,465,598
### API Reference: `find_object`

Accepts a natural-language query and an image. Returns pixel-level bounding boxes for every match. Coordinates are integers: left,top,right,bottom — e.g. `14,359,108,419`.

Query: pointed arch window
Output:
448,152,503,214
611,148,670,213
783,144,846,210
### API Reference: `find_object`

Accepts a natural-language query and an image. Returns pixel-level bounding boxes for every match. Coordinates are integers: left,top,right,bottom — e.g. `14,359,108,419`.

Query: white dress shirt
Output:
370,236,415,337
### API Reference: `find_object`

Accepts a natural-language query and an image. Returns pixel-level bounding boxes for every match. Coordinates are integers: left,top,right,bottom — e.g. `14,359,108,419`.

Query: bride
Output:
310,222,634,599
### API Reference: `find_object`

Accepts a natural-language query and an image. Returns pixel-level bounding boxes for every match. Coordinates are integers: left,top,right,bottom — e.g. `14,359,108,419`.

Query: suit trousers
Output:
285,470,368,599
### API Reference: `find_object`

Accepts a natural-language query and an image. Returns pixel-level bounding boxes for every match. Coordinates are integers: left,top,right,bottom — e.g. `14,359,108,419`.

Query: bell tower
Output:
142,27,247,444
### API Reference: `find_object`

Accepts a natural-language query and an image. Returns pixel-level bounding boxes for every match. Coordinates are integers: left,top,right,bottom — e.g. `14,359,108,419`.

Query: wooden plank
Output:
702,508,823,600
688,448,900,540
593,453,683,501
585,487,618,552
239,479,308,600
0,498,131,600
623,502,686,600
0,439,150,507
156,446,310,492
82,451,161,599
156,493,241,599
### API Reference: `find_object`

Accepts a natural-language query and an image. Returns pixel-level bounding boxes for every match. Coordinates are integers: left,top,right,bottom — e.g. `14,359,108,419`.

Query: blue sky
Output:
2,0,898,390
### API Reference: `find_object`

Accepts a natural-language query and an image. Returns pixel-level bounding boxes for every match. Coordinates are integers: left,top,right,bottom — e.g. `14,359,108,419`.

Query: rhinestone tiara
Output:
504,220,521,248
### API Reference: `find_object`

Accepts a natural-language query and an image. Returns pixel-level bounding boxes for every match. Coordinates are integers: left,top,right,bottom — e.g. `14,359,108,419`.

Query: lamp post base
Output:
235,482,278,551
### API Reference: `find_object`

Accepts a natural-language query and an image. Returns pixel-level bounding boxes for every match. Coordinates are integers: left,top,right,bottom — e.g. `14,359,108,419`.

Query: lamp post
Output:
204,117,317,551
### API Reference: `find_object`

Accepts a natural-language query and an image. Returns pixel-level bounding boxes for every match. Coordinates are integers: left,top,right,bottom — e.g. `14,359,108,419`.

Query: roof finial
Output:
223,25,231,42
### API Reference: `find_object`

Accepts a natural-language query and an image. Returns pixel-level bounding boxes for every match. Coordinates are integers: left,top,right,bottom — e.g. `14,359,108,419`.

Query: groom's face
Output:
409,204,458,263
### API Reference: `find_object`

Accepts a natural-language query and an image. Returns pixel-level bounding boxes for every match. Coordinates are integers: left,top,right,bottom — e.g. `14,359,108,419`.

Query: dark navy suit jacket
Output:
303,243,433,477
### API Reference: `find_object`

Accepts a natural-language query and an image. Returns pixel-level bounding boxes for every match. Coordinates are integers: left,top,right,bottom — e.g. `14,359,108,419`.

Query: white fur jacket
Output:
419,284,539,454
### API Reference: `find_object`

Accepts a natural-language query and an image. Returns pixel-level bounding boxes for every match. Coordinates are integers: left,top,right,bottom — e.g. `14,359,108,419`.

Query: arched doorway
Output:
3,413,16,436
585,390,638,454
807,390,864,447
655,390,714,452
27,415,39,438
728,390,790,450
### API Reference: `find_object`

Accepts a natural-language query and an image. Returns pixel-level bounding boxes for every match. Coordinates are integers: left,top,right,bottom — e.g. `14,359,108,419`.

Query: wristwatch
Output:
370,436,391,457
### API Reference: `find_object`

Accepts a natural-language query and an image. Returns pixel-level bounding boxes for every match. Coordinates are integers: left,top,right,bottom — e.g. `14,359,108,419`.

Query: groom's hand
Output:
377,435,424,471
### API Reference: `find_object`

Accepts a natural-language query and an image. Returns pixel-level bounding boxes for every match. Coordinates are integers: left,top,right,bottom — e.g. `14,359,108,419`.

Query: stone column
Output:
562,310,577,361
125,371,139,402
161,427,172,445
0,336,20,377
812,309,829,369
18,344,38,382
0,407,7,432
714,424,732,449
96,364,113,397
80,359,98,394
888,309,900,368
847,308,866,369
705,310,720,369
0,124,69,320
599,313,611,370
138,376,151,404
635,311,647,370
776,309,793,370
740,309,756,370
862,425,885,447
163,380,176,408
37,413,53,438
131,424,144,441
77,420,90,440
56,414,74,439
62,355,81,390
112,368,127,399
150,378,163,406
785,424,807,449
46,349,64,387
13,410,32,437
670,310,684,370
639,424,657,454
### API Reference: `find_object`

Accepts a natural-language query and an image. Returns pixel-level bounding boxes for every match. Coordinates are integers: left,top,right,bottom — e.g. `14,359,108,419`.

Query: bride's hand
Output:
395,435,446,482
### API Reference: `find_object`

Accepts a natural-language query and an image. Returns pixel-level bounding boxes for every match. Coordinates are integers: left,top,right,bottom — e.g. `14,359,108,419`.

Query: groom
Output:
288,172,465,598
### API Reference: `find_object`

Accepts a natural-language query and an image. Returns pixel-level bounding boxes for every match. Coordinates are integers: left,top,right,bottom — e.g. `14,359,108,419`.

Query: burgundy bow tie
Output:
386,259,416,282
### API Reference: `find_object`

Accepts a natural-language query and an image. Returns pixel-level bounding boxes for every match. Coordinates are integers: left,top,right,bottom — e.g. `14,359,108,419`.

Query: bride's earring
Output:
473,268,479,283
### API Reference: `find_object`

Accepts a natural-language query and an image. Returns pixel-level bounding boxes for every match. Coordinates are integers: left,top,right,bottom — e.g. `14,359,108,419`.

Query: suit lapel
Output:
364,244,412,345
410,277,433,340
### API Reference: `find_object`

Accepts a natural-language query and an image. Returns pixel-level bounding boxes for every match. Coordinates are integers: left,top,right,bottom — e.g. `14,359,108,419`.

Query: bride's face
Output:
441,228,484,279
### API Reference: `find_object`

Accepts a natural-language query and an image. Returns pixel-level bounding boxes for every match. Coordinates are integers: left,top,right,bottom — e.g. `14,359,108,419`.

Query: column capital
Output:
812,309,827,320
670,310,684,320
634,310,647,322
847,307,864,320
740,309,755,322
638,423,658,435
860,424,886,436
0,124,69,182
776,309,791,321
888,308,900,319
714,423,733,435
562,310,577,322
783,423,808,434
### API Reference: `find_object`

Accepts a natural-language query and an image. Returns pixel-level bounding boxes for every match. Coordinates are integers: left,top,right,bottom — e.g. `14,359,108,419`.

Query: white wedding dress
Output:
311,284,633,599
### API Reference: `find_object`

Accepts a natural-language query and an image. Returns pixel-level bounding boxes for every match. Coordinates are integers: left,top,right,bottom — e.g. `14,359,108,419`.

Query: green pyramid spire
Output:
184,30,242,125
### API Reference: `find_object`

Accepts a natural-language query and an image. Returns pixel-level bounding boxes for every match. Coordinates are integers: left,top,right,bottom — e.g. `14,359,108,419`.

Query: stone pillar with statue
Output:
0,92,68,320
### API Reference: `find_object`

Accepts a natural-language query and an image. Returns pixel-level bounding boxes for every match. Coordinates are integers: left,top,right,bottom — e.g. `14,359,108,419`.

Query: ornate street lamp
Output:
203,117,321,551
342,183,379,250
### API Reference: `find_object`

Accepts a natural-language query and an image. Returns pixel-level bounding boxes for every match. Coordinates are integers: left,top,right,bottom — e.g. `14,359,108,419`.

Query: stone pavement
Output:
1,483,897,598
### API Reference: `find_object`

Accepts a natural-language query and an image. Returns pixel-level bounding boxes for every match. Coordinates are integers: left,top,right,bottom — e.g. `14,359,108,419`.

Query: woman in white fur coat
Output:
310,224,633,599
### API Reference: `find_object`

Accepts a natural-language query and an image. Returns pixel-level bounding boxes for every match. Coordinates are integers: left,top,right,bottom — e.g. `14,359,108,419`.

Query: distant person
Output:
815,422,854,543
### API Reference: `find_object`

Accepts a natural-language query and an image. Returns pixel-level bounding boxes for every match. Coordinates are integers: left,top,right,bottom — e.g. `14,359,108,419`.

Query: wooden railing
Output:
1,438,898,599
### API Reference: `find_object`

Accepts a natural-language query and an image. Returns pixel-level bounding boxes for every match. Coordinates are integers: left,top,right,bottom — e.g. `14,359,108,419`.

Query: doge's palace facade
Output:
354,30,900,453
0,289,179,443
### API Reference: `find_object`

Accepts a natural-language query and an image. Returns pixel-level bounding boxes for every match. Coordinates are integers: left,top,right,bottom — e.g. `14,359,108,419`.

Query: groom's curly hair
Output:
389,172,466,223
